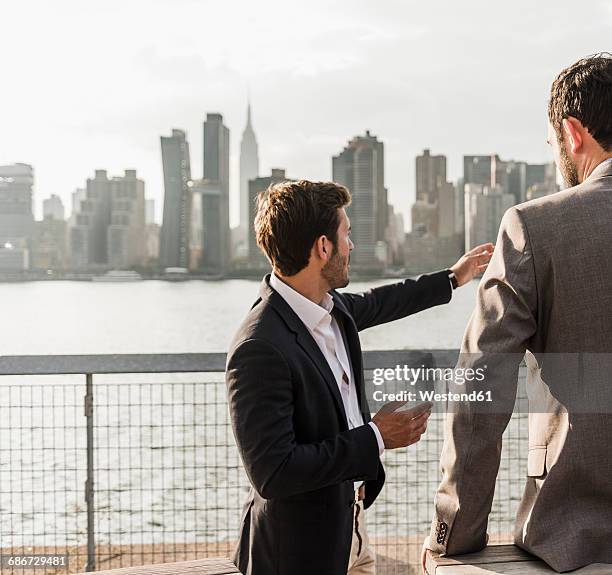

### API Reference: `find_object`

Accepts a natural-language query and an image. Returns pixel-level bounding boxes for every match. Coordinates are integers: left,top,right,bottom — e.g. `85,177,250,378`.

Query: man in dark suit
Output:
226,180,492,575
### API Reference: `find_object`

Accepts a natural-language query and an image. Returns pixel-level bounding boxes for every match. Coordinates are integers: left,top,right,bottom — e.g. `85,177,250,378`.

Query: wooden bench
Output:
75,557,240,575
426,544,611,574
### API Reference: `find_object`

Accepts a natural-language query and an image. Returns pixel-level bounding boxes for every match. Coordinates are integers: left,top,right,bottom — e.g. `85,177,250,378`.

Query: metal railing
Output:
0,351,528,575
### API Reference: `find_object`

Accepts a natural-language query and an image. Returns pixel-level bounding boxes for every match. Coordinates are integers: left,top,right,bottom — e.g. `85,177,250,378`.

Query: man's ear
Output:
562,117,584,153
312,236,333,263
313,236,328,262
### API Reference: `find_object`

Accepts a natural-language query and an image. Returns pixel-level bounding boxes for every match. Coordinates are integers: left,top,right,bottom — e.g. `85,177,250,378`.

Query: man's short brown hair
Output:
548,53,612,150
254,180,351,276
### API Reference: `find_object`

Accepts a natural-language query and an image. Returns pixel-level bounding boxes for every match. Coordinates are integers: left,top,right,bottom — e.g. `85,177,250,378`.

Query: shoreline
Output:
0,270,427,284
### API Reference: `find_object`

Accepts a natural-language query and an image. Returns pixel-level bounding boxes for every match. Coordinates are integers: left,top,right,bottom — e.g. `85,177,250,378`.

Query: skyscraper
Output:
332,131,387,270
69,188,86,228
43,194,65,221
464,183,515,250
0,163,34,245
239,102,259,244
32,217,67,270
525,163,548,195
145,199,155,225
416,149,447,204
107,170,146,269
160,129,192,269
190,179,225,274
526,162,560,200
406,150,462,273
437,182,456,239
385,204,406,266
464,155,494,187
71,169,146,269
74,169,113,266
203,113,230,269
496,159,525,204
412,149,456,237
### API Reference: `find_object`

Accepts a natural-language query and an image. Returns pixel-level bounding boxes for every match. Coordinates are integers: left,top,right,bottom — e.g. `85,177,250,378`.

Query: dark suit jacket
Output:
226,271,452,575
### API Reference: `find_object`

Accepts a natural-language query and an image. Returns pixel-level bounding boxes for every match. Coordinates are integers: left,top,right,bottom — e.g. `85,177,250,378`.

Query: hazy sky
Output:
2,0,610,226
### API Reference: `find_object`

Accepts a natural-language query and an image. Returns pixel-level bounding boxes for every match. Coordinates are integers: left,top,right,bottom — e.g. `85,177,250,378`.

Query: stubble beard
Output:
322,246,350,290
558,135,580,188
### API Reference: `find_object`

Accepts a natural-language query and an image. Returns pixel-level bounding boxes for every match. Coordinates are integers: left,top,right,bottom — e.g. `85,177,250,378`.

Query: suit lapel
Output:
331,294,371,423
260,276,349,429
294,330,349,429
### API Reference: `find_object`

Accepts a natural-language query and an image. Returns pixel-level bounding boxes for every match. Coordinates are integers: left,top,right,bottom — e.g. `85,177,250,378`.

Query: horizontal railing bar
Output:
0,353,228,375
362,349,460,370
0,350,460,376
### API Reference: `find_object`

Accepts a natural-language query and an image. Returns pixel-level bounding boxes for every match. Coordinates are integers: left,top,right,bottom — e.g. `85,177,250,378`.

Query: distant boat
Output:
92,270,143,282
163,267,190,281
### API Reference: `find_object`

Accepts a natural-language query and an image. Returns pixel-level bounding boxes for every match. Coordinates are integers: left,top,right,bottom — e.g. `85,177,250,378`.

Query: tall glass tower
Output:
160,129,192,269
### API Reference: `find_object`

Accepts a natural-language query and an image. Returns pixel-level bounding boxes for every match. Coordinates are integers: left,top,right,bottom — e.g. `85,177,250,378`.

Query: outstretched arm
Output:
340,270,453,331
340,243,493,331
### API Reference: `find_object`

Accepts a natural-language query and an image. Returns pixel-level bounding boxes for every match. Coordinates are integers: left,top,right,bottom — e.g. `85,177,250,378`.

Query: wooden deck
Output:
75,557,240,575
426,545,611,574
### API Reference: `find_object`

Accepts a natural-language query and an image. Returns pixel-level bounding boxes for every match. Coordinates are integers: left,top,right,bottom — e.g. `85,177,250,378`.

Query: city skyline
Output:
2,0,609,227
0,143,559,275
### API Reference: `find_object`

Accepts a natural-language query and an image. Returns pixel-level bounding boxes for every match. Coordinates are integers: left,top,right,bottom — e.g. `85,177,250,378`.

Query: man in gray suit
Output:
422,53,612,573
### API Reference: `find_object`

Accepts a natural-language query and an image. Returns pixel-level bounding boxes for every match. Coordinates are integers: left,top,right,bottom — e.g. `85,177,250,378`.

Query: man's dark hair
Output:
254,180,351,276
548,52,612,150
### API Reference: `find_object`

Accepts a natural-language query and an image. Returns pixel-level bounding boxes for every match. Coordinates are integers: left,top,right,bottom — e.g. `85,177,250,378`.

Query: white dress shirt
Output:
269,273,384,490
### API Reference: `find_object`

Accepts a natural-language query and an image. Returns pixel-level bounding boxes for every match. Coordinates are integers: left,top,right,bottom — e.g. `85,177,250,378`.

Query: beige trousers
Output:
347,499,376,574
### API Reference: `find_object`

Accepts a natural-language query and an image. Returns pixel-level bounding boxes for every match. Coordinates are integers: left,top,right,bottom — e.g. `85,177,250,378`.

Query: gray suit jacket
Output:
429,159,612,573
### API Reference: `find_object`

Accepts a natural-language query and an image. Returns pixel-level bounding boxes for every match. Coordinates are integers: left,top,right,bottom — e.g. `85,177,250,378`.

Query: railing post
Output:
84,373,96,572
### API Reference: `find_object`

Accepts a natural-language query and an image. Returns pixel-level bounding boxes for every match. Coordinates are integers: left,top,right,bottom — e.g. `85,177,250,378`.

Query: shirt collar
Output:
269,272,334,331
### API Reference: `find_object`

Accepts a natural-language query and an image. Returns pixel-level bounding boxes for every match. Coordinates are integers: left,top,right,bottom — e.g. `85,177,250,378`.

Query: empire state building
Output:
239,102,259,246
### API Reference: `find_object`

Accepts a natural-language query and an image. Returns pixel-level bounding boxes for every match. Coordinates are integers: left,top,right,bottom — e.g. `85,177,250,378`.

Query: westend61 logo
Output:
371,364,491,404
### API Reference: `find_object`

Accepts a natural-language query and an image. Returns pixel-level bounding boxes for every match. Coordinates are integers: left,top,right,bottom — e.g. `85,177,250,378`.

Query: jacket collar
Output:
587,156,612,181
258,274,353,332
268,272,333,333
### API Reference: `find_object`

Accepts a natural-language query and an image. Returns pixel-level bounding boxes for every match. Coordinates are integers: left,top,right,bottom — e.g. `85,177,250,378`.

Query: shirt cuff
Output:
445,271,455,295
368,421,385,456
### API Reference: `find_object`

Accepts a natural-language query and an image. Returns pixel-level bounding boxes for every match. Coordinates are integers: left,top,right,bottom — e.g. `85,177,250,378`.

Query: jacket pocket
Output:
527,446,547,478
